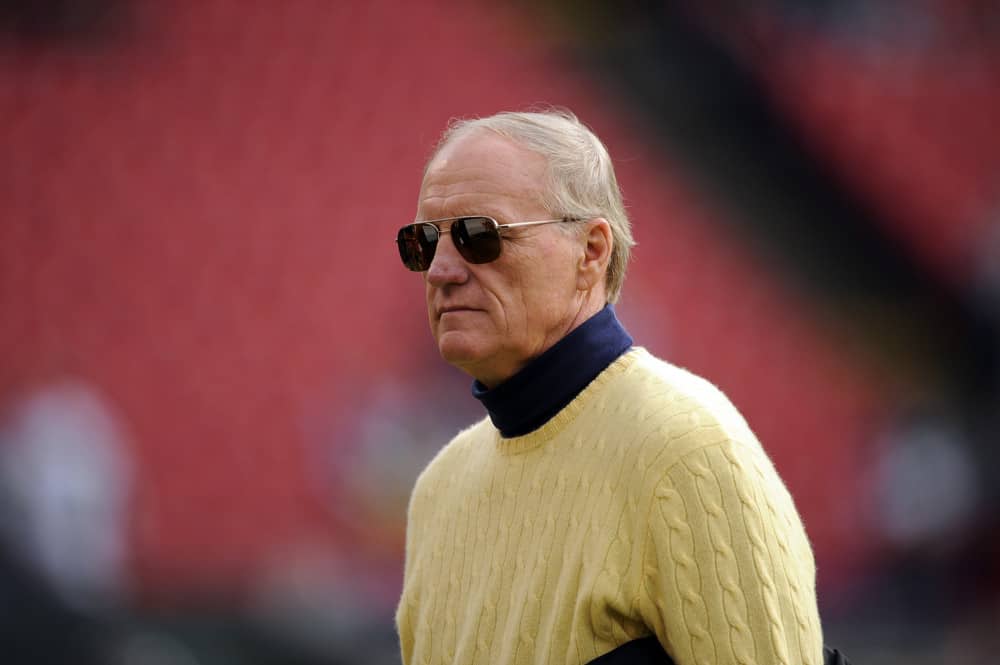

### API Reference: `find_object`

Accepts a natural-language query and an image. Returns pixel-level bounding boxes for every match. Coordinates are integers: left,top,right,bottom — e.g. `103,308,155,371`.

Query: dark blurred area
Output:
0,0,130,44
1,1,997,663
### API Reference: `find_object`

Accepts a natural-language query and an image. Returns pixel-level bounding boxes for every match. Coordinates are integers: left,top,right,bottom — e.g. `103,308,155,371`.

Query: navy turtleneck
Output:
471,305,633,438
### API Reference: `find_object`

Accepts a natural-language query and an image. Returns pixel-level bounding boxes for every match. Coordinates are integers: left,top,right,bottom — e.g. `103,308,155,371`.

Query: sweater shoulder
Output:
409,416,492,501
607,348,762,469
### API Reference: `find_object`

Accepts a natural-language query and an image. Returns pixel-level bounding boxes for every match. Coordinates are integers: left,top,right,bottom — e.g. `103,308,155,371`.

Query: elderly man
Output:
394,109,825,665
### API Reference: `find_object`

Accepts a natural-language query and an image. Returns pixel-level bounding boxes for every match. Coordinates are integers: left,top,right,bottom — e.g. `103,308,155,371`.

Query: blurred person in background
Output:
393,109,834,665
0,380,131,664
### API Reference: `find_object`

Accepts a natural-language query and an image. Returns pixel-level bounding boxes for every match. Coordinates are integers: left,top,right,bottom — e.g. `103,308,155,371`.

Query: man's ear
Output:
577,218,613,293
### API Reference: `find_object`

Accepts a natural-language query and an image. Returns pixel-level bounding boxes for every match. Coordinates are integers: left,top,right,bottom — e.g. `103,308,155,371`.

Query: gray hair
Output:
430,109,635,304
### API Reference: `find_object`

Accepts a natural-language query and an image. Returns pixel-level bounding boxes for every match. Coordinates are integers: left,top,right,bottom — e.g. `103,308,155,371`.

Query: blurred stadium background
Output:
1,0,998,663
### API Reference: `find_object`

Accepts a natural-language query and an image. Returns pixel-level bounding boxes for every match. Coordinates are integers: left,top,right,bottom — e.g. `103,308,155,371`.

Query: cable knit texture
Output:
396,348,823,665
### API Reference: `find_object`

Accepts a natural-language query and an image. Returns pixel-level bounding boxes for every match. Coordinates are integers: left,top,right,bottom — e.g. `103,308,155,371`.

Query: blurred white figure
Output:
0,379,133,610
875,410,978,549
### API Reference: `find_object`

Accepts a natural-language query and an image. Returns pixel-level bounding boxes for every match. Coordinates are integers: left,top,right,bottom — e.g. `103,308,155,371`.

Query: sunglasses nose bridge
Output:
424,223,469,277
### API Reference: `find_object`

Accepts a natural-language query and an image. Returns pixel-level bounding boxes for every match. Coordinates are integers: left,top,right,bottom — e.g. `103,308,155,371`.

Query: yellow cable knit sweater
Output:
397,348,824,665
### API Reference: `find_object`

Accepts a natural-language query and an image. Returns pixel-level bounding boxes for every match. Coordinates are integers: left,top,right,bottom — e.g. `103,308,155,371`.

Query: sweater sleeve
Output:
638,441,824,665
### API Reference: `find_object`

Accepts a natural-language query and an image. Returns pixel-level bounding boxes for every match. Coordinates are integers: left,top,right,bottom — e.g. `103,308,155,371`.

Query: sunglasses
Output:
396,215,577,272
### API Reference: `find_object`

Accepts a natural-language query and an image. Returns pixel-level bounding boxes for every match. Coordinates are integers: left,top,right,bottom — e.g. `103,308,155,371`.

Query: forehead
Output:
417,131,548,219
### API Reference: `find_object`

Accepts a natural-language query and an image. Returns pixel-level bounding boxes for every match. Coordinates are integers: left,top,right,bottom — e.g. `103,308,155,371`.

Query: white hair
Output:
430,108,635,304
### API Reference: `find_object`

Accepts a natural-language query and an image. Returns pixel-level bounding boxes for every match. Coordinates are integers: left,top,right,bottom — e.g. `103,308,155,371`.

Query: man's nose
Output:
426,232,469,286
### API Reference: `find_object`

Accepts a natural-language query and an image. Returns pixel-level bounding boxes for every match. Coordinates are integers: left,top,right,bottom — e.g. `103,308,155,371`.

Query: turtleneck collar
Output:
471,305,633,438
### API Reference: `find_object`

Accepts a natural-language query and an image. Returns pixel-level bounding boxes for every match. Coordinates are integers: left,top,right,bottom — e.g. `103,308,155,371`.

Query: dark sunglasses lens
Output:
397,223,438,271
454,217,501,264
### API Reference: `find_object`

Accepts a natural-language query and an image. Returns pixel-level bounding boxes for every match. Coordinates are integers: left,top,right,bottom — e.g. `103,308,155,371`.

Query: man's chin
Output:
436,333,490,371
